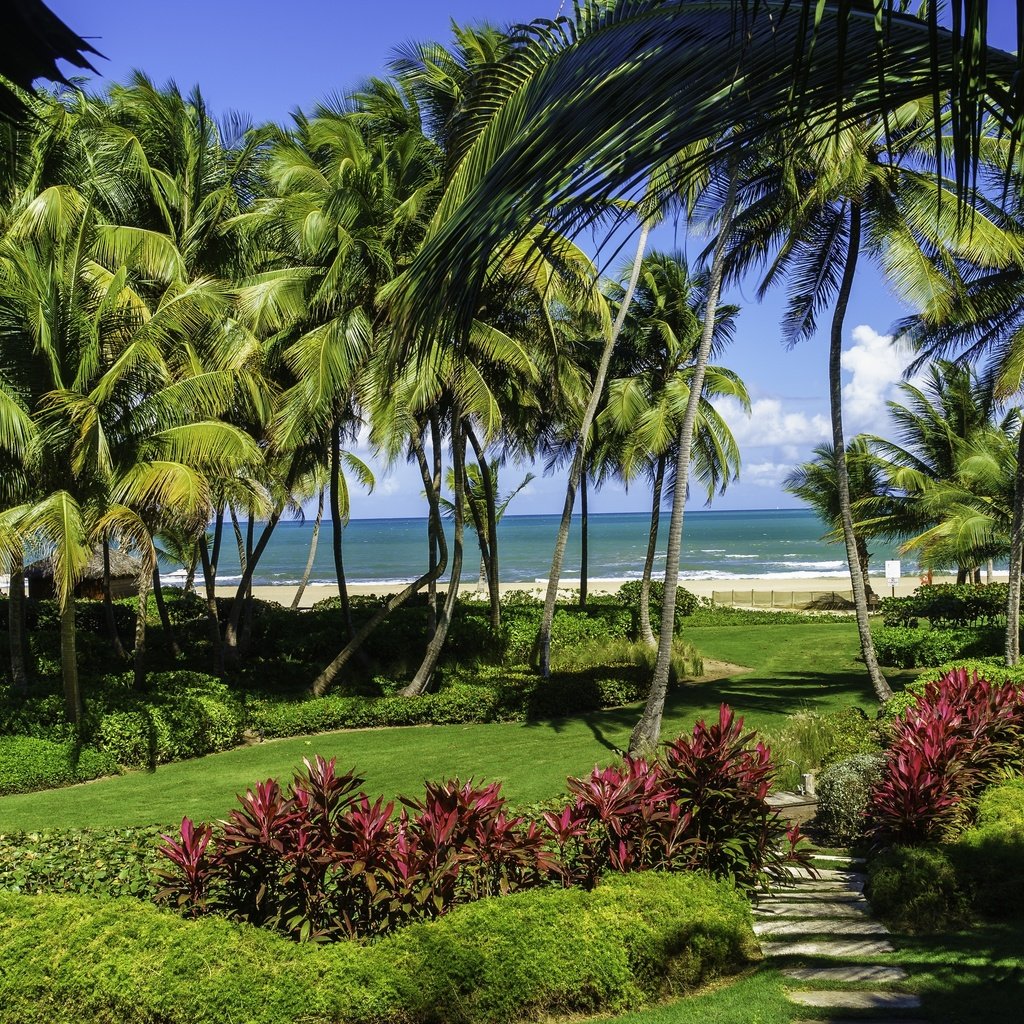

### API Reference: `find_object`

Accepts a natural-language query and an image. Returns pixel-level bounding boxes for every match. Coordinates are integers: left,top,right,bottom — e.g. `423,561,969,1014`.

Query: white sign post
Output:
885,559,901,598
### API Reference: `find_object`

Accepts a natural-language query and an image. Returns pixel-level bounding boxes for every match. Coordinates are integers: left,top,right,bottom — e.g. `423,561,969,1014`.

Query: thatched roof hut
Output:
25,548,142,601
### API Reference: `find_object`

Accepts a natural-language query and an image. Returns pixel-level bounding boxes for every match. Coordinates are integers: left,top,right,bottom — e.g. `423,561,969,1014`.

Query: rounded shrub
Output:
867,844,972,932
0,736,120,795
815,753,885,845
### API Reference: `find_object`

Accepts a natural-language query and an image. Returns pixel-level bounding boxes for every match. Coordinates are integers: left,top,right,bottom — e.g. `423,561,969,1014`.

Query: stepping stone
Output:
785,964,909,983
783,867,866,882
760,937,895,958
760,890,867,903
754,917,888,937
811,854,866,865
789,991,922,1011
754,901,871,917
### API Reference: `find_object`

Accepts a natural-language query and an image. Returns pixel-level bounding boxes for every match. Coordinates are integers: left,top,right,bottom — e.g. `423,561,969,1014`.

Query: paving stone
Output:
789,991,922,1011
811,854,866,865
754,917,888,937
785,964,909,983
754,901,871,917
761,890,867,903
760,937,895,958
783,867,866,882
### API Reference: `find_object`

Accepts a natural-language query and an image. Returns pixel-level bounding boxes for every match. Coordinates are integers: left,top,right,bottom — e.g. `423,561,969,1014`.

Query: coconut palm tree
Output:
602,250,747,646
785,437,891,594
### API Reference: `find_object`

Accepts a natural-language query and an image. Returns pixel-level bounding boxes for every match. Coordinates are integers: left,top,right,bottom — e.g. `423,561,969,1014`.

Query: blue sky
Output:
47,1,1018,518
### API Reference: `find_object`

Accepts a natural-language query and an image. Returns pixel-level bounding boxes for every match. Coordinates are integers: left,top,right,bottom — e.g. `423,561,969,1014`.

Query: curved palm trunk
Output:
330,422,354,640
1005,425,1024,665
639,455,667,647
183,546,198,596
630,177,736,757
60,598,81,725
9,554,28,694
465,423,501,631
210,505,225,579
292,487,325,609
101,538,127,661
133,569,151,690
312,425,450,696
152,565,182,658
427,413,442,637
579,472,589,607
537,220,652,675
223,507,284,659
825,203,890,701
403,416,466,696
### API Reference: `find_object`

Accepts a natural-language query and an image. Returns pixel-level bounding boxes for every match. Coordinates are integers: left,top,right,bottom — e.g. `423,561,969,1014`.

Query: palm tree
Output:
602,250,747,646
862,360,1019,581
785,437,891,594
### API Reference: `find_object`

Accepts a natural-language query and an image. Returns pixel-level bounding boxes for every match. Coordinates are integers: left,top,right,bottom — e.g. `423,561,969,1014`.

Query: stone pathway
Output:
755,854,926,1023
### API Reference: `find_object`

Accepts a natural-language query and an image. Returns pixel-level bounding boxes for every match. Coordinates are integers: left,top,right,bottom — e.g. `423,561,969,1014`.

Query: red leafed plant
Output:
157,708,809,941
867,668,1024,843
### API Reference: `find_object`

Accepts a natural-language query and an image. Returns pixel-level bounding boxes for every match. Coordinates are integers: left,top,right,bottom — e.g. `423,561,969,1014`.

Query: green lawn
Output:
0,623,897,831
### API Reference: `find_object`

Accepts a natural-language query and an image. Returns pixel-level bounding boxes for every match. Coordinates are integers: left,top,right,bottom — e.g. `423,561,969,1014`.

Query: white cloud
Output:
713,396,830,448
841,324,917,427
743,461,796,489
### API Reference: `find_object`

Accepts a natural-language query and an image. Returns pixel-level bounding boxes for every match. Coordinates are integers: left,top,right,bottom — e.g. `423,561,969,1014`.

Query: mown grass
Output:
0,622,907,832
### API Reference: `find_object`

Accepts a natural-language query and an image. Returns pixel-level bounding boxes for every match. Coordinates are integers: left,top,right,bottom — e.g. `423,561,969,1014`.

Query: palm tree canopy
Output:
387,1,1018,348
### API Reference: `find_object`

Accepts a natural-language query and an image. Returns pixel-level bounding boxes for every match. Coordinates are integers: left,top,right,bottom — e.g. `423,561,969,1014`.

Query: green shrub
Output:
867,844,972,932
873,625,1000,668
816,753,886,845
0,736,120,795
955,778,1024,919
0,872,756,1024
685,605,850,626
0,827,163,899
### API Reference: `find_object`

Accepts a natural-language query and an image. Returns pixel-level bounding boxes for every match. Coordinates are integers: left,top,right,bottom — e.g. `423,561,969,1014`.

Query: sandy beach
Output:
234,572,983,610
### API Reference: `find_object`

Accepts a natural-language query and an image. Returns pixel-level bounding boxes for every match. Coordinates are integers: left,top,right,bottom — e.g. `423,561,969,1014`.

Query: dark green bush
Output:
955,779,1024,919
867,844,972,932
0,872,755,1024
0,736,120,795
873,625,1000,668
0,827,163,899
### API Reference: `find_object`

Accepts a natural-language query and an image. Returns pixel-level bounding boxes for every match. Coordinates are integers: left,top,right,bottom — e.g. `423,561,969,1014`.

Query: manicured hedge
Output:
0,872,756,1024
0,736,120,796
872,624,1000,668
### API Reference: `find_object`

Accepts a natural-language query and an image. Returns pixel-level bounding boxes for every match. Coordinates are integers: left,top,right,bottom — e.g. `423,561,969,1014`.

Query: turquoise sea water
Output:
184,509,917,588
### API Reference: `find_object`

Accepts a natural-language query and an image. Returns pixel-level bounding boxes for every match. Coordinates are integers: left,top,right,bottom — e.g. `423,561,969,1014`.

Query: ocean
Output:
182,508,919,588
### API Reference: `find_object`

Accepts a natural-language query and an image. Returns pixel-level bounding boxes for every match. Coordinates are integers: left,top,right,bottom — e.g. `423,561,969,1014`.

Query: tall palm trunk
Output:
133,569,151,690
199,538,223,676
312,424,449,696
579,472,589,607
826,202,891,701
240,517,256,655
8,554,28,694
403,415,466,696
292,486,325,609
330,421,354,640
1005,425,1024,665
537,220,652,675
630,177,736,757
210,505,225,580
639,455,667,647
60,598,81,725
465,423,501,631
152,565,182,658
101,538,127,661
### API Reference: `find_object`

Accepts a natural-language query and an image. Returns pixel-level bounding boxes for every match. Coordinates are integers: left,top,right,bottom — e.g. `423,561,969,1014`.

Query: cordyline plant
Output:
867,667,1024,844
545,704,813,891
158,706,812,941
